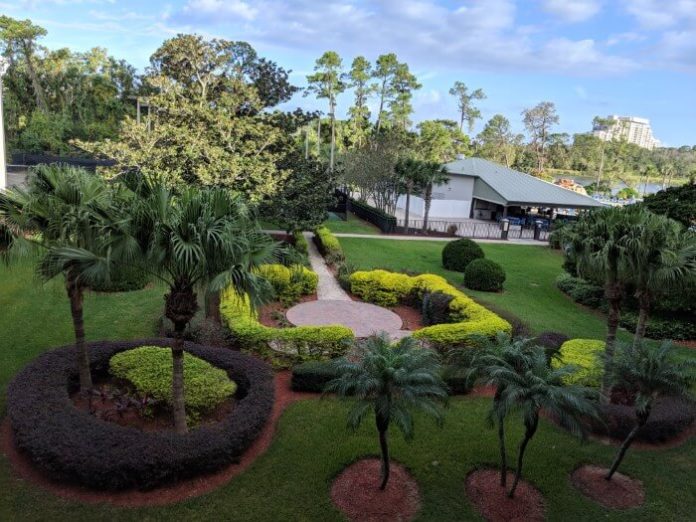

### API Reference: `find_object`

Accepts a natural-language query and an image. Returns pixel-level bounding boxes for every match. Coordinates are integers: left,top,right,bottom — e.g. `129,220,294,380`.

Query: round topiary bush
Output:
463,258,506,292
7,338,274,491
441,238,484,272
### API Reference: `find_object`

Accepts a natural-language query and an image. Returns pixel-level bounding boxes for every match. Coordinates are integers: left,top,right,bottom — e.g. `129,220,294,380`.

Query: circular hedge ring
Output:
7,338,274,491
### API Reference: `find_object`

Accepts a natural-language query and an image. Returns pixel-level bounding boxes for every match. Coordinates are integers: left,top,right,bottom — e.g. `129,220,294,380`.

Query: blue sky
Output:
4,0,696,146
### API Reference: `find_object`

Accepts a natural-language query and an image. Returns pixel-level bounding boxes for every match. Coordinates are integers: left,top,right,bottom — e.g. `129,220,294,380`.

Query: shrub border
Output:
7,338,274,491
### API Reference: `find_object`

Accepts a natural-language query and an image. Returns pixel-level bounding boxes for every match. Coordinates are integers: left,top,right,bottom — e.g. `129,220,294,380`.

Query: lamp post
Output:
0,56,8,191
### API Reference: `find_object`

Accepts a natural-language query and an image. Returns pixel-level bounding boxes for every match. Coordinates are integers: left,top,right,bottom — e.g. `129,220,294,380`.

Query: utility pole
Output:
0,57,9,191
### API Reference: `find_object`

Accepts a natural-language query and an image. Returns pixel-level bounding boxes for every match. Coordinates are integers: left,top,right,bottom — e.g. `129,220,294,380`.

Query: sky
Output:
3,0,696,146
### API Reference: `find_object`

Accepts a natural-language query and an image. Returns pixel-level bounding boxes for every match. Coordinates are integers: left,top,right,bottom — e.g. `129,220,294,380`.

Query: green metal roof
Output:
444,157,605,209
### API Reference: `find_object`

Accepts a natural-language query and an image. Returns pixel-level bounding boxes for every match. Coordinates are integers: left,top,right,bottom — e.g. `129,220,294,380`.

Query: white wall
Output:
396,175,474,219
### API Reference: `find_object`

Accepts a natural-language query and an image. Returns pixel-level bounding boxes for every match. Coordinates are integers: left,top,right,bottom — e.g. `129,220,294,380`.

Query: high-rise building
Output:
592,115,660,149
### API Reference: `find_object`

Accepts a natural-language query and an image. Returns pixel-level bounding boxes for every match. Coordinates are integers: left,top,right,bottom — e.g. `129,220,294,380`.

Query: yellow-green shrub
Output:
553,339,605,387
109,346,236,421
220,290,353,366
256,264,318,306
314,226,344,265
348,270,511,345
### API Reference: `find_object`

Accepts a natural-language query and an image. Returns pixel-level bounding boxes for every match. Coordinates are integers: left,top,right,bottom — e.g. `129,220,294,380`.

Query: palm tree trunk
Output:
378,427,390,490
422,184,432,233
171,326,188,434
498,415,507,488
606,408,650,480
602,271,622,404
205,290,221,323
633,293,650,348
508,415,538,498
66,271,92,393
403,188,411,234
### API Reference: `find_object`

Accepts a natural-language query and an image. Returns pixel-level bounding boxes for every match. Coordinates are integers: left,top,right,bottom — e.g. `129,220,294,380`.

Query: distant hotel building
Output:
592,115,660,149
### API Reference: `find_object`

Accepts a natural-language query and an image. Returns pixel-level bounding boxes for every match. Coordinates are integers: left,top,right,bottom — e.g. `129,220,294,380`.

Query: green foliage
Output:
313,226,344,265
442,238,484,272
421,291,454,326
256,264,317,306
293,231,309,255
448,81,486,133
643,182,696,228
109,346,237,421
556,273,604,308
349,269,413,306
220,290,353,366
616,187,639,200
89,262,150,293
553,339,605,387
464,258,506,292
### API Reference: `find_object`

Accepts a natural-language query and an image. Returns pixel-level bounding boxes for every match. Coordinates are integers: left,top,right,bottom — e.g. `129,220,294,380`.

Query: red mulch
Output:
571,465,645,509
676,340,696,349
0,371,313,507
465,469,545,522
391,305,424,331
258,294,317,328
331,458,421,522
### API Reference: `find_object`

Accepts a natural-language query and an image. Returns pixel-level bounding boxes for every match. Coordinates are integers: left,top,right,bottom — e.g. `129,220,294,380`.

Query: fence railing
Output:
396,218,549,242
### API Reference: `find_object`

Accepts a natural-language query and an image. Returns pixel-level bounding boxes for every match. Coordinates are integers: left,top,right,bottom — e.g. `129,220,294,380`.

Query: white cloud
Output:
182,0,259,22
541,0,602,23
622,0,696,29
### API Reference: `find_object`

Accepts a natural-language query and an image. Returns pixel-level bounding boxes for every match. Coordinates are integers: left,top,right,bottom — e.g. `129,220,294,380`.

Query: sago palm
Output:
130,181,274,433
623,211,696,347
326,333,448,490
0,165,126,393
490,347,598,497
604,341,695,480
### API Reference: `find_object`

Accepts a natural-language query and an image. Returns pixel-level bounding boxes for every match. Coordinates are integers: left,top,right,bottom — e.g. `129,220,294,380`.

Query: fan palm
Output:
326,333,448,490
418,162,449,233
0,165,126,393
623,211,696,347
395,158,425,234
604,342,695,480
456,333,537,487
570,205,642,401
490,347,598,497
130,181,274,433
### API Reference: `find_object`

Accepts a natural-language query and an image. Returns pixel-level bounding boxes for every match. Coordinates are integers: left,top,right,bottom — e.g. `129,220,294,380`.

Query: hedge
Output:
220,290,353,365
89,263,150,293
110,346,237,422
293,230,309,255
348,198,397,233
553,338,605,386
464,258,506,292
442,238,484,272
349,270,511,346
313,226,344,265
256,263,317,305
7,339,274,490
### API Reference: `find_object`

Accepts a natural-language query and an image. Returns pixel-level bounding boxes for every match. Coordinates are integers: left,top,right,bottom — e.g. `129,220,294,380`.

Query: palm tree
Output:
0,165,124,393
419,162,449,233
131,182,274,433
623,211,696,347
570,206,642,401
395,158,425,234
326,333,448,490
456,333,536,488
604,342,695,480
490,347,597,497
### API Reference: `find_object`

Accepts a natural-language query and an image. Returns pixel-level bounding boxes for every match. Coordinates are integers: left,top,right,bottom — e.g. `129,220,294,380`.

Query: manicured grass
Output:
323,212,380,234
1,397,694,521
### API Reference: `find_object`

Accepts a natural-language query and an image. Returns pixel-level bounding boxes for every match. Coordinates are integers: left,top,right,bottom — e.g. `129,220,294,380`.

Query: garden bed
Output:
7,338,274,491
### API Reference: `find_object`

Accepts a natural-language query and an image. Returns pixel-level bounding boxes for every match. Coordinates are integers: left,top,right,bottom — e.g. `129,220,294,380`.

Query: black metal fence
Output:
396,218,550,241
10,152,115,172
349,198,397,233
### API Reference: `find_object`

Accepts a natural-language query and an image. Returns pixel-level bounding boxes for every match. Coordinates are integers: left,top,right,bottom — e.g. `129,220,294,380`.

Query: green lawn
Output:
323,212,380,234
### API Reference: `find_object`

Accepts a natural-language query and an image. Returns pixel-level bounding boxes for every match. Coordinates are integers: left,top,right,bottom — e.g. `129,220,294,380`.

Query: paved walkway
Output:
288,233,407,339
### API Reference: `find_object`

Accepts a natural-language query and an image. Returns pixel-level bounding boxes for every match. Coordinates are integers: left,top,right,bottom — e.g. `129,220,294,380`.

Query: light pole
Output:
0,56,8,191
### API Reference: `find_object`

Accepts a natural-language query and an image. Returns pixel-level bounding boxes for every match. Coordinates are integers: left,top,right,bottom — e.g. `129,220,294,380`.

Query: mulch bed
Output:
258,294,317,328
571,465,645,509
465,469,545,522
331,458,421,522
0,371,311,507
676,340,696,349
391,305,424,331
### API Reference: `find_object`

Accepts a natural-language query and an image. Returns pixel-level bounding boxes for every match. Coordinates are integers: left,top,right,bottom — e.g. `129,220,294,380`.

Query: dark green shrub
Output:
90,263,149,293
421,291,454,326
464,258,506,292
441,238,484,272
291,361,341,392
619,311,696,341
337,261,356,292
556,273,604,308
534,331,570,360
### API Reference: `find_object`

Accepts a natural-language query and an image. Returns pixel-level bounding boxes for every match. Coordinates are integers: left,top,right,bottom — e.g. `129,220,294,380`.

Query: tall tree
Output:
346,56,375,148
327,334,447,490
521,101,559,174
395,158,427,233
387,62,420,130
0,16,48,112
419,162,449,232
306,51,346,173
449,81,486,132
372,53,399,135
476,114,522,167
417,119,469,163
592,116,618,188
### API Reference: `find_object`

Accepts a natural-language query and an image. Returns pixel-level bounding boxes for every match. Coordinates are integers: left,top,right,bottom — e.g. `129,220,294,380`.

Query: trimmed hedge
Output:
293,230,309,255
464,258,506,292
553,338,605,387
7,339,274,491
110,346,237,421
256,263,317,305
591,396,696,443
89,263,150,293
313,226,344,265
220,290,353,365
556,273,604,308
349,270,511,346
349,198,397,233
442,238,484,272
